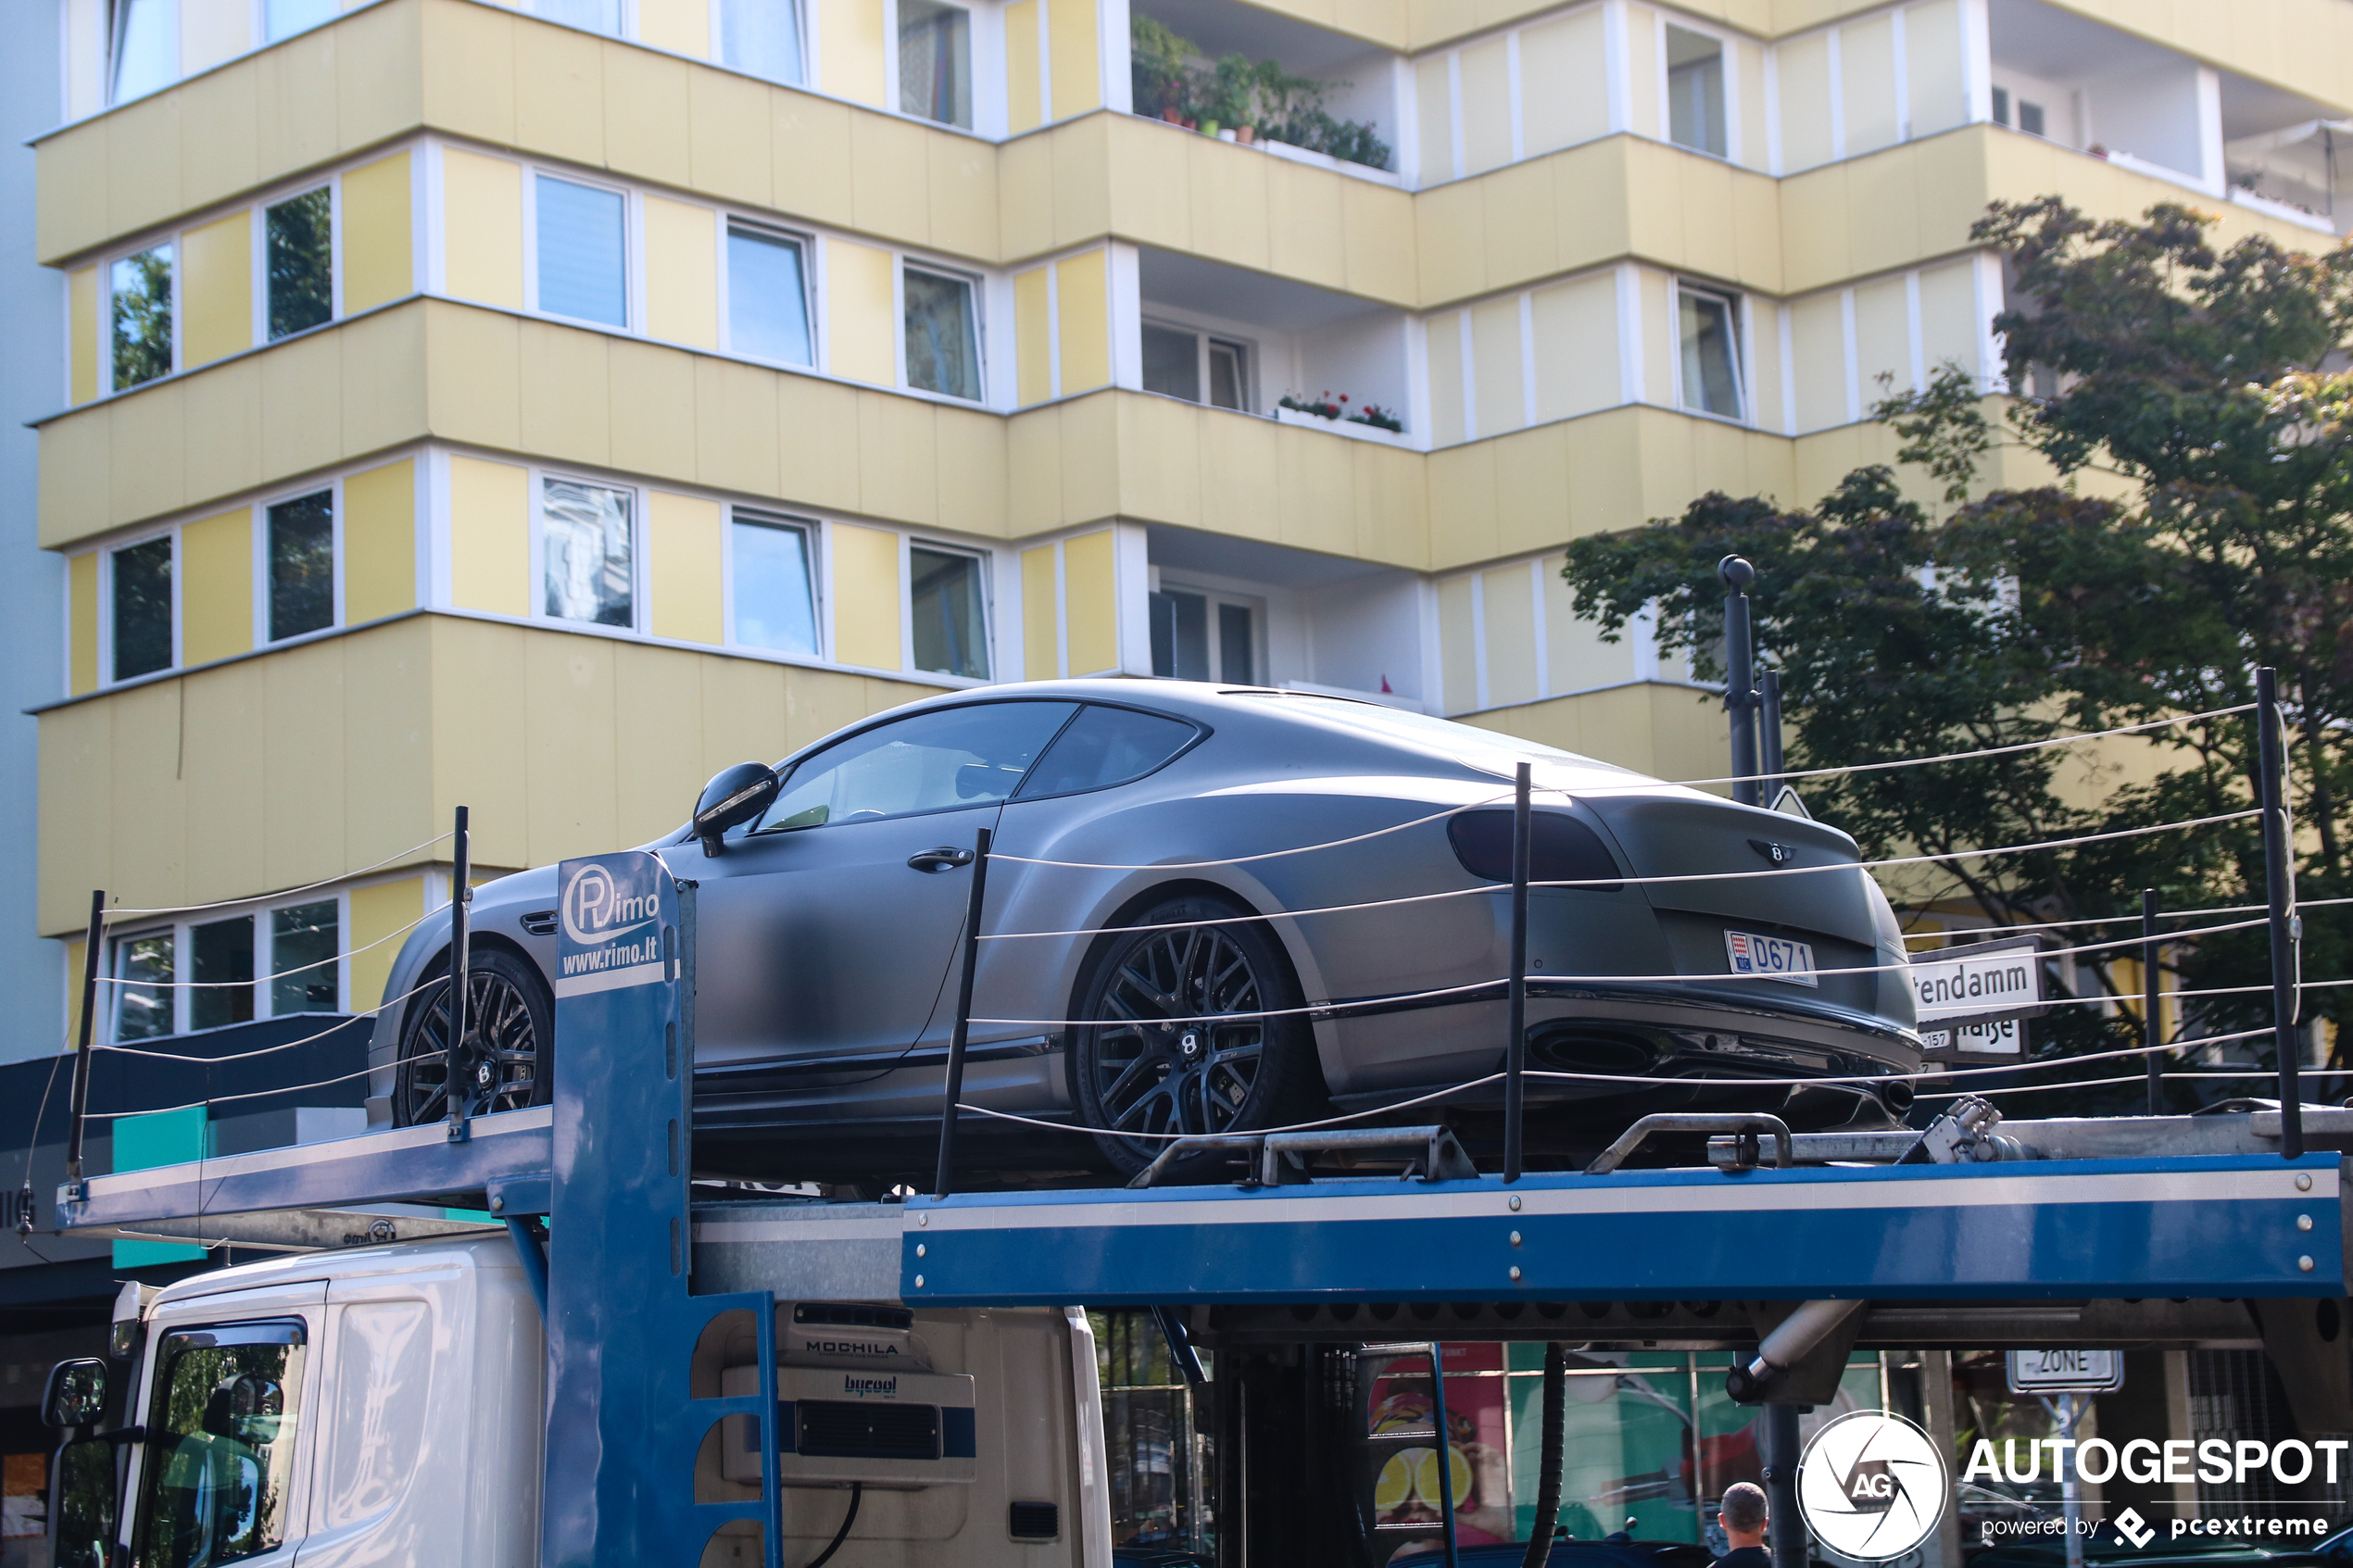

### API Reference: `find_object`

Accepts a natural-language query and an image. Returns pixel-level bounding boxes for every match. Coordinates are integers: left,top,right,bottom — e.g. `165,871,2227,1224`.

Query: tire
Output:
1070,897,1324,1177
392,948,554,1125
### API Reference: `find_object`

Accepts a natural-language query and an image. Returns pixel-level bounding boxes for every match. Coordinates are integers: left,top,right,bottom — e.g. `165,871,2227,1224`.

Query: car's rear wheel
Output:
393,948,553,1124
1071,897,1323,1177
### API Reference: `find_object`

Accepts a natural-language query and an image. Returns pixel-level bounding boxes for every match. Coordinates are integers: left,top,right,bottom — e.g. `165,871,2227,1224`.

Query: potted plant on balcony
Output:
1131,17,1198,124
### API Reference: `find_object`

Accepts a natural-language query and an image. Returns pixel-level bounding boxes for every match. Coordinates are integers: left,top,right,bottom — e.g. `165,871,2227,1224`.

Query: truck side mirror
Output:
42,1359,107,1429
692,763,780,858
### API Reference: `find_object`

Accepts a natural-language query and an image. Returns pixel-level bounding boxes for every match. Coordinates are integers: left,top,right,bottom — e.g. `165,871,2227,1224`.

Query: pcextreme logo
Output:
1796,1411,1949,1561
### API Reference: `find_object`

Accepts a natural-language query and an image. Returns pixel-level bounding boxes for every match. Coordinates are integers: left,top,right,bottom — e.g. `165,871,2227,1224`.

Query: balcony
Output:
1126,0,1402,182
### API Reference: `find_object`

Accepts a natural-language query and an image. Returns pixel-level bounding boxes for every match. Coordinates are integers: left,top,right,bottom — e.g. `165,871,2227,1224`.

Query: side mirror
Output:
693,763,780,858
42,1359,107,1429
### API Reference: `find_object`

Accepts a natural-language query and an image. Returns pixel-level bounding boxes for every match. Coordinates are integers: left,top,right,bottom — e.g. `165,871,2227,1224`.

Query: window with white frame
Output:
898,0,973,129
731,510,821,656
108,0,178,104
719,0,805,84
266,489,336,643
1676,283,1745,421
535,174,628,329
109,243,174,392
109,534,174,682
726,223,814,367
909,544,990,679
1141,323,1251,410
903,266,984,400
266,186,333,340
1150,587,1259,684
1666,26,1727,158
541,476,636,628
108,897,344,1040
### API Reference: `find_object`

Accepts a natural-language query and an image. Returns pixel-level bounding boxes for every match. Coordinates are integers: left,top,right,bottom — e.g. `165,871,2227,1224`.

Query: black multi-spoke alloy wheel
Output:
1072,897,1322,1177
393,948,554,1125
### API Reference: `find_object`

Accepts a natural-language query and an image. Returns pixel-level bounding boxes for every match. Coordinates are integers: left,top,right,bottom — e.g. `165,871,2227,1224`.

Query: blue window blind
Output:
536,175,627,327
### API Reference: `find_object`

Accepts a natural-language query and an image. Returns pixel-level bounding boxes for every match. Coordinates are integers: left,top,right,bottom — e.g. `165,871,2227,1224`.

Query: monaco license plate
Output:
1724,930,1818,987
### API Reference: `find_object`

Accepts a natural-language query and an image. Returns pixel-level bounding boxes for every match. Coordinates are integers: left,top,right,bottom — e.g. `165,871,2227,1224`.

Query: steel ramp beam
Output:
900,1154,2345,1307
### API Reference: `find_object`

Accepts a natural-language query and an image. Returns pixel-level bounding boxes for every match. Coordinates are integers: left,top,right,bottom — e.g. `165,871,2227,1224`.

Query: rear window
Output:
1015,705,1199,799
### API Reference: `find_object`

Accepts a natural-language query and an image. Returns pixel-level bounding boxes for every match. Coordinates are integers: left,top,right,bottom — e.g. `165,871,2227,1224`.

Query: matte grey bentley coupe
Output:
371,681,1920,1178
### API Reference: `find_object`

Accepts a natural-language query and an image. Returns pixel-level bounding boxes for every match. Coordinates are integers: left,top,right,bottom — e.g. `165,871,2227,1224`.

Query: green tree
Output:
1561,200,2353,1104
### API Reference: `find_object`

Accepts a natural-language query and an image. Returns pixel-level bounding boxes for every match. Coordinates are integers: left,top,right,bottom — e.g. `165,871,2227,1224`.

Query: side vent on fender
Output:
1446,810,1622,891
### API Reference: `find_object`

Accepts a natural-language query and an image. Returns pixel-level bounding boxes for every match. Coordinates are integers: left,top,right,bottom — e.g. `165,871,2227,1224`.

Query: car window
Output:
1014,705,1199,800
134,1320,307,1568
758,701,1078,832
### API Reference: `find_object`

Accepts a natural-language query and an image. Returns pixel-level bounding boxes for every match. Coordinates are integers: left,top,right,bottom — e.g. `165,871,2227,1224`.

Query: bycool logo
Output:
1797,1411,1949,1561
560,862,660,947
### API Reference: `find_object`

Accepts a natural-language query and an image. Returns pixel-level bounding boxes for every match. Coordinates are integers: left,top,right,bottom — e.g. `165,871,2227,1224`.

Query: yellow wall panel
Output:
342,151,413,313
1734,39,1768,170
649,491,724,644
1416,56,1453,182
1623,3,1659,139
1790,290,1847,432
1841,14,1898,155
1853,274,1910,394
829,522,902,669
1437,574,1476,714
344,458,415,623
348,875,423,1022
1063,528,1116,674
1458,39,1511,176
1470,296,1524,437
448,454,529,616
69,553,98,696
820,0,887,107
1777,32,1832,171
1481,563,1536,708
182,0,247,76
1006,0,1042,134
1048,0,1101,119
1905,0,1965,137
65,0,102,120
1530,272,1617,422
69,268,97,406
441,147,524,310
824,238,899,386
1918,259,1980,382
182,210,253,369
1750,300,1785,433
637,0,710,56
1427,312,1465,446
1640,270,1673,408
1014,268,1051,405
1520,10,1607,157
181,508,254,667
643,196,719,350
1542,551,1636,694
1055,250,1109,395
1021,542,1057,678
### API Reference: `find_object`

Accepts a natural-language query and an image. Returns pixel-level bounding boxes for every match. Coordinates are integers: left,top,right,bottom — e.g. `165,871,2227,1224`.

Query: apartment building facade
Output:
20,0,2353,1058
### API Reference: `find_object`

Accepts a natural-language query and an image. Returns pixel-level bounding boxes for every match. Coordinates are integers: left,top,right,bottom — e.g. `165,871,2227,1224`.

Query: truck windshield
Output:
134,1320,307,1568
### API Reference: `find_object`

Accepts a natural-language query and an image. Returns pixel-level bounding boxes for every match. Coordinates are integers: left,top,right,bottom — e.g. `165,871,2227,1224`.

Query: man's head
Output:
1721,1483,1768,1549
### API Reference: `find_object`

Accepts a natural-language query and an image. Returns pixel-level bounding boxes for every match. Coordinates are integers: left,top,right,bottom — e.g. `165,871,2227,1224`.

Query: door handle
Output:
908,847,975,872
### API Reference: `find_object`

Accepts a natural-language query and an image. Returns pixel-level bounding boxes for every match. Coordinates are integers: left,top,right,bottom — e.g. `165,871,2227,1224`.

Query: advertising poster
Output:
1365,1344,1511,1554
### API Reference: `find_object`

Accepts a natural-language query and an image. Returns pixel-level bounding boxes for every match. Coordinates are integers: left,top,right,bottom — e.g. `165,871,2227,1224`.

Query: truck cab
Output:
44,1235,1108,1568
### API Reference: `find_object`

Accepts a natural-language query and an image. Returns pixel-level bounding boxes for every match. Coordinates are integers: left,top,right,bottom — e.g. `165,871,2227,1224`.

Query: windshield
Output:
1247,695,1638,776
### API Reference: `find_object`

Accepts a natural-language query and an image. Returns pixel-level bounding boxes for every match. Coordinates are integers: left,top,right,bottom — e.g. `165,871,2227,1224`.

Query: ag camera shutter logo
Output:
1797,1411,1948,1561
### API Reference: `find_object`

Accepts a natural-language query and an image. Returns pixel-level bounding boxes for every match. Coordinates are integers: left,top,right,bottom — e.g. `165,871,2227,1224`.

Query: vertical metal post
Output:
1720,557,1760,807
63,890,106,1187
445,806,472,1144
1764,1403,1805,1568
1428,1343,1462,1568
934,827,994,1199
1759,671,1785,802
2142,889,2163,1116
2256,668,2302,1157
1504,762,1532,1183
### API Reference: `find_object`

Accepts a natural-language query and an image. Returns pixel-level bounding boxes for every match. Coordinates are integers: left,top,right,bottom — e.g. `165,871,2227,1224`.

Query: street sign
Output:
2007,1349,2124,1393
1910,935,2046,1023
1920,1015,2024,1058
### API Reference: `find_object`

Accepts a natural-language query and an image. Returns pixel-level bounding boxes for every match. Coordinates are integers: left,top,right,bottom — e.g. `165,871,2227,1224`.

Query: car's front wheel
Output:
1070,897,1324,1176
392,948,553,1124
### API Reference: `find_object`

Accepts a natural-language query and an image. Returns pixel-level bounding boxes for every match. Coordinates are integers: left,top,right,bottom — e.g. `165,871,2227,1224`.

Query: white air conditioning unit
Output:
721,1363,978,1488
